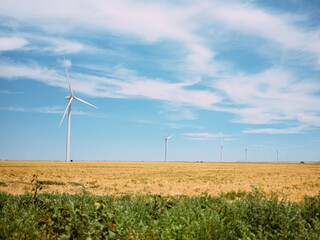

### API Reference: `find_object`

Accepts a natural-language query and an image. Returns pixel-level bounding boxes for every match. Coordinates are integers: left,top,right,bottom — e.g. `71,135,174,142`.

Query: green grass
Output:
0,188,319,239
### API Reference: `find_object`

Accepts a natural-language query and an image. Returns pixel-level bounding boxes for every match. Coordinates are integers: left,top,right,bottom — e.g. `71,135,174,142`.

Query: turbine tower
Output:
220,139,224,162
164,135,173,162
59,58,97,162
245,148,248,162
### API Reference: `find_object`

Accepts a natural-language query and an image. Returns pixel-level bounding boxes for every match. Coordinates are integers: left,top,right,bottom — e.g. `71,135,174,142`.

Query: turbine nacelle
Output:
164,135,173,141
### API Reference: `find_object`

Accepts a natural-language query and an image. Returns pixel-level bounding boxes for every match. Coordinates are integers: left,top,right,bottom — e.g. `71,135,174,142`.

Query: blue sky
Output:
0,0,319,161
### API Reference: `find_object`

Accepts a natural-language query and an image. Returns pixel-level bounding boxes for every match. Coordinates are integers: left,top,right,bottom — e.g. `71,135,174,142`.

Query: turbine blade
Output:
59,97,73,127
64,57,74,97
74,96,98,109
167,135,174,139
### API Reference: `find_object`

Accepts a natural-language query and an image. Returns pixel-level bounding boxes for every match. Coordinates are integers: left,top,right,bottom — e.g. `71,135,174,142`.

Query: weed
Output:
0,182,7,187
40,180,65,186
0,190,319,239
194,188,200,193
30,174,42,203
69,182,84,187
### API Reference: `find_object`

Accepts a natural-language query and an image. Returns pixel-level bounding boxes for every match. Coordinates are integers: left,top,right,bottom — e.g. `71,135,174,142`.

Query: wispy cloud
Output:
1,0,319,135
0,106,87,115
1,59,319,133
214,68,320,128
0,61,222,111
168,123,204,130
183,132,228,141
41,37,83,54
243,125,307,135
158,105,198,121
0,89,22,95
1,0,319,70
0,62,66,88
0,37,28,51
20,35,85,54
202,1,320,61
0,1,219,78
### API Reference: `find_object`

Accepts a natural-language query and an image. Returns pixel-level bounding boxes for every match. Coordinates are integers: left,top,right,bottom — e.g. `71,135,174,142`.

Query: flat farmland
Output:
0,161,319,201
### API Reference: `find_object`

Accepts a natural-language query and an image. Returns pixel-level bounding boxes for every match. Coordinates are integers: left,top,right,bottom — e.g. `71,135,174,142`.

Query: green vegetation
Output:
0,188,319,239
40,180,65,186
69,182,84,187
0,182,7,187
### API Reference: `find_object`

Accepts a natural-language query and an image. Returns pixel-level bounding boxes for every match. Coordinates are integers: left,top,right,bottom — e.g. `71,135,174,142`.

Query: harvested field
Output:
0,161,319,201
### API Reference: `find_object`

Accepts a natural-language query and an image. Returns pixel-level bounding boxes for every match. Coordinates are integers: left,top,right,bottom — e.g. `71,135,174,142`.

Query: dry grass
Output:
0,161,319,201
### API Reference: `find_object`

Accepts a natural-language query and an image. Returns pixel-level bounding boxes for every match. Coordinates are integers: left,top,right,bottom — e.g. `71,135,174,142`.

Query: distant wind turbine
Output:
164,135,173,162
59,58,97,162
245,148,248,162
220,139,224,162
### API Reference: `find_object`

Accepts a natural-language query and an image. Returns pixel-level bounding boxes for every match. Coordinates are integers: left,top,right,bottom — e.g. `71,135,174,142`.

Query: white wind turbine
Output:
59,59,97,162
220,139,224,162
245,148,248,162
164,135,173,162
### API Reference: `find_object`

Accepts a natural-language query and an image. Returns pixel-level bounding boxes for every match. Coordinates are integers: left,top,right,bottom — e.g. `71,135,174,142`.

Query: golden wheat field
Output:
0,161,319,201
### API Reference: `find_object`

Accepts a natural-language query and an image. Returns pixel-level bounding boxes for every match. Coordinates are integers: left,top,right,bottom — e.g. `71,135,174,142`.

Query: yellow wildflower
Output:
94,202,101,207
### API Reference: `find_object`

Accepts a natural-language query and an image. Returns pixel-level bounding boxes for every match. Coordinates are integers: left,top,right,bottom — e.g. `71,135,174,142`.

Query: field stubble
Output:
0,161,319,201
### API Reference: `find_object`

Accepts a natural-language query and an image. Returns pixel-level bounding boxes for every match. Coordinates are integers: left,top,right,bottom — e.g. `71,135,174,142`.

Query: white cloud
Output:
0,0,195,42
0,0,213,77
0,62,66,88
42,38,83,54
0,89,22,95
115,78,221,110
0,106,87,115
159,106,198,121
168,123,203,130
1,0,319,134
0,62,222,111
22,35,84,54
34,106,64,114
214,68,320,128
1,0,319,77
203,2,320,60
243,125,307,134
0,37,28,51
183,132,228,141
1,60,319,132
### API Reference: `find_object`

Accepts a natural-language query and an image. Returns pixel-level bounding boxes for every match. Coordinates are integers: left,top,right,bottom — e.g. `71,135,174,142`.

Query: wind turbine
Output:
164,135,173,162
220,139,224,162
245,148,248,162
59,58,97,162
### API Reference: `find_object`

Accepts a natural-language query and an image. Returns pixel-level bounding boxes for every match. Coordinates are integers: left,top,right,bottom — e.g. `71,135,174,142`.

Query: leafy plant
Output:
0,182,7,187
40,180,65,186
30,174,42,203
0,189,319,239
